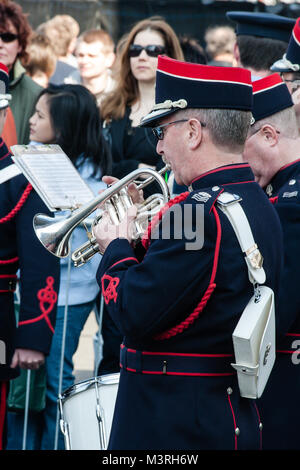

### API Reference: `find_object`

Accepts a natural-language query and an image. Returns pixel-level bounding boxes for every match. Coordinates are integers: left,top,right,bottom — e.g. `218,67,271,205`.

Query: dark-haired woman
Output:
101,16,184,180
6,83,111,450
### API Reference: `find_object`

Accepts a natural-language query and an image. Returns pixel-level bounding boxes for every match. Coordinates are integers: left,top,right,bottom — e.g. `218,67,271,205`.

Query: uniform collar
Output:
190,163,255,191
267,158,300,196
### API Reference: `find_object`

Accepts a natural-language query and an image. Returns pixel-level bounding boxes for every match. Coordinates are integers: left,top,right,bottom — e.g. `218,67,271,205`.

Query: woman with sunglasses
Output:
100,16,184,182
0,0,42,145
97,17,184,377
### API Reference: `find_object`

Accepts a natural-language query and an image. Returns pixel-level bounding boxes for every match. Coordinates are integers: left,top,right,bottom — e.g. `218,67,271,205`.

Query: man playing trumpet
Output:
93,56,283,450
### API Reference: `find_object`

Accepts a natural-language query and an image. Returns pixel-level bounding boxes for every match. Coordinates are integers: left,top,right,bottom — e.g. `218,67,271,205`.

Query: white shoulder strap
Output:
217,192,266,285
0,163,22,184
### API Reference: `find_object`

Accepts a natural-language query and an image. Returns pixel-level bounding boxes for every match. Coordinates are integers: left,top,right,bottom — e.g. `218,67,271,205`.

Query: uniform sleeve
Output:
96,198,219,340
274,195,300,338
15,189,60,354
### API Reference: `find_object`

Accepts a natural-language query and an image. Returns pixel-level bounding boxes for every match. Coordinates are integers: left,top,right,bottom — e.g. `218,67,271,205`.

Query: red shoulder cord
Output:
0,183,33,224
141,192,222,341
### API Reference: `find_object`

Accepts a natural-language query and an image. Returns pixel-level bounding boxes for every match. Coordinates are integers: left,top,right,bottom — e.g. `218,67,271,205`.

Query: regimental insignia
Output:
101,274,120,305
191,192,212,203
18,276,57,333
282,191,298,198
266,184,273,197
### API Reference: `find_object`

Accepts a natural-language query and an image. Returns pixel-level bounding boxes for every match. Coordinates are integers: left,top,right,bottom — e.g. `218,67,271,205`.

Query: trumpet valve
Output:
72,236,99,267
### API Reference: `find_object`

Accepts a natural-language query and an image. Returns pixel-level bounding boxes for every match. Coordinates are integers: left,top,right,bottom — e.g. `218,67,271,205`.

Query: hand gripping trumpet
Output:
33,165,170,267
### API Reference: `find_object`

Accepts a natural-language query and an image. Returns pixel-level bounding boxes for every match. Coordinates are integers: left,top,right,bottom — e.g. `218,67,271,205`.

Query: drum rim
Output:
59,372,120,401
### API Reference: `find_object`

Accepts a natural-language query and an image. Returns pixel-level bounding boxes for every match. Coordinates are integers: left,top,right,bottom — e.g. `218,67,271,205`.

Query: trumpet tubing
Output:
33,166,170,267
71,192,167,267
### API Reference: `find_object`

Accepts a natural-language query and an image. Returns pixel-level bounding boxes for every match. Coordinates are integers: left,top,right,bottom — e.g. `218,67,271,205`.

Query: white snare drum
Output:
59,373,119,450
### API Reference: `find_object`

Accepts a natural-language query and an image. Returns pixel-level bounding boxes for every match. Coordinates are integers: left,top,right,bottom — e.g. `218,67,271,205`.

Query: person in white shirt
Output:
75,29,116,106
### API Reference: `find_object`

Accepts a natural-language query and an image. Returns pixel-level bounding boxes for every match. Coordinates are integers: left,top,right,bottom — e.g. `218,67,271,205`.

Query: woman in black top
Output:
101,16,184,180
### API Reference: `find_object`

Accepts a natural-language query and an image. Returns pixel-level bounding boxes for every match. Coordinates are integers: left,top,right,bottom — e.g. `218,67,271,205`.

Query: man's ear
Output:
187,118,203,150
261,124,279,147
105,51,116,69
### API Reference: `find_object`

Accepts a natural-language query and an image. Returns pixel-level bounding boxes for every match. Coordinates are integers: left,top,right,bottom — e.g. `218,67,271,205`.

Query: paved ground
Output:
73,310,101,383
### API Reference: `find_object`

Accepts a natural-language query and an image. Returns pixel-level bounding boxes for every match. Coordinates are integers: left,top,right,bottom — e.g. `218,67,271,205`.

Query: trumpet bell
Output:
33,213,71,258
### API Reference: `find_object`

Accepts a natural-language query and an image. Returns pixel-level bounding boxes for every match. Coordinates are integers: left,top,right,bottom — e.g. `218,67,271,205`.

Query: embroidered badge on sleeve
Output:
101,274,120,305
18,276,57,333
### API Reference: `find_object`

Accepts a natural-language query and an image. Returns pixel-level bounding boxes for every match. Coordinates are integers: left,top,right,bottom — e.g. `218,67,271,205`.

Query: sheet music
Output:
11,145,94,211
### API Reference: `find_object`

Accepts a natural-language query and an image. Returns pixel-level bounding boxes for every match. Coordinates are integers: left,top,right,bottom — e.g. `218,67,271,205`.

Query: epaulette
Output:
188,185,224,213
275,178,300,204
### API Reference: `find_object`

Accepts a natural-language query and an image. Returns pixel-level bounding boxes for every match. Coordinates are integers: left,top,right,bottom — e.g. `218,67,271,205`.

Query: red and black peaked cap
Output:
0,62,11,110
271,17,300,73
252,73,293,123
140,56,253,127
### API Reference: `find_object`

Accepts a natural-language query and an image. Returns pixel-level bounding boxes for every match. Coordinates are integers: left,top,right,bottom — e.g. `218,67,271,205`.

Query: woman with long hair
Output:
100,16,184,180
6,83,111,450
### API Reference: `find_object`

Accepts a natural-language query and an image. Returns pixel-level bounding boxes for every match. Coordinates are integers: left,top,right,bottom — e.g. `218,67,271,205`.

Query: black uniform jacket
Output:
0,138,60,380
259,159,300,450
97,163,283,450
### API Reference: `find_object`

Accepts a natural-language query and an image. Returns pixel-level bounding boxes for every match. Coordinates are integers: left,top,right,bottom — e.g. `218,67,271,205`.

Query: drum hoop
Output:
59,373,120,401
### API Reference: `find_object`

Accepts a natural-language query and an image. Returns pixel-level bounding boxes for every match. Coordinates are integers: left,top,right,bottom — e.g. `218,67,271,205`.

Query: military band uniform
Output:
97,162,283,450
0,137,60,447
258,159,300,449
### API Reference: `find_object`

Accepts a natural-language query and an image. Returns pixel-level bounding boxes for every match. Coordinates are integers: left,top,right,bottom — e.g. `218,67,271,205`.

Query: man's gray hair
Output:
251,107,299,139
178,108,252,152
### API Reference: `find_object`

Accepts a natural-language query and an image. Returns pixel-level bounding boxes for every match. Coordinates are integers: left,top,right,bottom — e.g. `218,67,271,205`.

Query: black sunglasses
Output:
0,32,18,43
129,44,165,58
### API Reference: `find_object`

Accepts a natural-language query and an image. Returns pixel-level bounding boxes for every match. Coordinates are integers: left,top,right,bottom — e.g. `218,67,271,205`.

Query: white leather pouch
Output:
217,192,276,399
231,285,275,398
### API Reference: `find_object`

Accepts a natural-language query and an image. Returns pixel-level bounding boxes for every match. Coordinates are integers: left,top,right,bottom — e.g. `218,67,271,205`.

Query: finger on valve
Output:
127,182,144,204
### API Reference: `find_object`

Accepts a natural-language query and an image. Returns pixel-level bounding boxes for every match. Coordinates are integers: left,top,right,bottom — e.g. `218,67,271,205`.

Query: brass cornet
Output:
33,166,170,267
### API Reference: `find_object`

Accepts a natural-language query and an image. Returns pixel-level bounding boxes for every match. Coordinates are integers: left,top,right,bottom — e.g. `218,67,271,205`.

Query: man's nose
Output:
156,139,163,155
